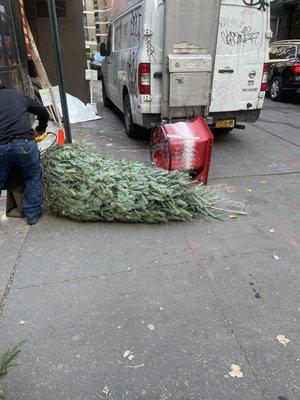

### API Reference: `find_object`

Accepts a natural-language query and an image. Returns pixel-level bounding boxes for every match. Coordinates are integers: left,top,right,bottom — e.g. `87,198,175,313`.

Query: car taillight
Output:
291,64,300,74
260,62,270,91
139,63,151,95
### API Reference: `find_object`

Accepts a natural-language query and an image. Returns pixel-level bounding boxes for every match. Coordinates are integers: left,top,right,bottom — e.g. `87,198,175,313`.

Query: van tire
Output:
270,77,283,101
102,81,112,108
123,93,139,138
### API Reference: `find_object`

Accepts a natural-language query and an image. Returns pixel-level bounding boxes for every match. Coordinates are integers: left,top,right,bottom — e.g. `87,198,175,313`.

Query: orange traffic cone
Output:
57,128,65,145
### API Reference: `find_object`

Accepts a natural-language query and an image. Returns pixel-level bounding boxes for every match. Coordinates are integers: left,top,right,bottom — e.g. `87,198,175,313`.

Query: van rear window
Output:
269,45,297,60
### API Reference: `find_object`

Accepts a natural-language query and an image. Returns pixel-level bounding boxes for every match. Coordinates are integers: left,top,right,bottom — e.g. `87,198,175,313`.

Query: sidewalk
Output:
0,98,299,400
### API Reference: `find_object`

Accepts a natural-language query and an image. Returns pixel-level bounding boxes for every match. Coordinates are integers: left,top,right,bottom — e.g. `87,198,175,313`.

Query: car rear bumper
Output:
282,86,300,92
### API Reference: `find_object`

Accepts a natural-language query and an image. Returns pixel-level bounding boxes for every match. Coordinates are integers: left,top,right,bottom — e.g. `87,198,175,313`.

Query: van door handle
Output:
219,69,234,74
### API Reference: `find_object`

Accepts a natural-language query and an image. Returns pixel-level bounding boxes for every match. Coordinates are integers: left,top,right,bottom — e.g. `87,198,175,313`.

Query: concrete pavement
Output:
0,96,299,400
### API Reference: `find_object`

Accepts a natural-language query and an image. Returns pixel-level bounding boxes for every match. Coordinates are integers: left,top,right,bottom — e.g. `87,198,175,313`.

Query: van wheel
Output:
123,93,139,138
102,81,112,108
270,77,283,101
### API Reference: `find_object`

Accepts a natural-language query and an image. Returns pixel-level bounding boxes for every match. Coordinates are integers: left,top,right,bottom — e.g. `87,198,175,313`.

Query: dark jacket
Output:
0,85,49,145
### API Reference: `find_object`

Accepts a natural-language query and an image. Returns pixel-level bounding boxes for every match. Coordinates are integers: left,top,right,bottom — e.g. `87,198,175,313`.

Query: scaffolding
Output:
271,0,300,41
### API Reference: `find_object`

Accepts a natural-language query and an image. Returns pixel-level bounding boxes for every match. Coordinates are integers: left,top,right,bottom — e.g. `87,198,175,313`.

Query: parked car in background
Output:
91,52,104,80
268,40,300,101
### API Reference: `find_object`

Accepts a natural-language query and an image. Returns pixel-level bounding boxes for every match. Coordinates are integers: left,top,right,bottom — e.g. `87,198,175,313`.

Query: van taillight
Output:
260,63,270,92
139,63,151,95
291,64,300,74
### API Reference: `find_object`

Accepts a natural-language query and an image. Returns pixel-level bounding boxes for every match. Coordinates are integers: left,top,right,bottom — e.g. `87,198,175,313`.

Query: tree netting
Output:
42,145,247,223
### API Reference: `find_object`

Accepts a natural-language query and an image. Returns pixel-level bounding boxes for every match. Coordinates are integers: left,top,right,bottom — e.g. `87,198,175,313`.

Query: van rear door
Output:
210,0,270,113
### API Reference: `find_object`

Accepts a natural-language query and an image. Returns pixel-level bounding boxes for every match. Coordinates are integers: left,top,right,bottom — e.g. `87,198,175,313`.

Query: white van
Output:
101,0,271,138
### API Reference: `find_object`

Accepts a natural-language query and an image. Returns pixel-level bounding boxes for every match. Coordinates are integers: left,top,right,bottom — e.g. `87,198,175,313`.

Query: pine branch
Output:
0,341,25,381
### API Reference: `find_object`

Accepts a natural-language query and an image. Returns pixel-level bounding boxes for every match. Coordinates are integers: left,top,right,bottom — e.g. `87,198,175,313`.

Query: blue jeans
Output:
0,139,43,220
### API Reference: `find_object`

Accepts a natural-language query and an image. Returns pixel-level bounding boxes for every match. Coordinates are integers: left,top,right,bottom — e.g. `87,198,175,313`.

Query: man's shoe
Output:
25,216,40,226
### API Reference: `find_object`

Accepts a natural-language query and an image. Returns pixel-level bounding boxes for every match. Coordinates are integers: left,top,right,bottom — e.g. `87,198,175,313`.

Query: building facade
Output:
271,0,300,41
82,0,111,52
24,0,89,102
0,0,27,91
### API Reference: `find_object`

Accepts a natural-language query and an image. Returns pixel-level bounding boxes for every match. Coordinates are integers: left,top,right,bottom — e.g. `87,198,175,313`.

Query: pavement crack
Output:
15,260,192,290
0,228,30,317
250,123,300,148
263,105,297,116
211,170,300,181
15,246,290,291
258,118,299,131
197,245,289,262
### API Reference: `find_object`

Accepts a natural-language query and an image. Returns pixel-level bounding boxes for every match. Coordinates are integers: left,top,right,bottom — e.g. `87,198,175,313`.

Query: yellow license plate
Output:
215,119,235,129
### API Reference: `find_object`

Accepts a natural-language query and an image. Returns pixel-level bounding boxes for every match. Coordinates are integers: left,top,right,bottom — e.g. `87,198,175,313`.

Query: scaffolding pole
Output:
47,0,72,143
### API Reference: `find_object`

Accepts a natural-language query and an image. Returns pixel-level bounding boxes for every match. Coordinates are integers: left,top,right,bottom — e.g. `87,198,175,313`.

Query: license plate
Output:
215,119,235,129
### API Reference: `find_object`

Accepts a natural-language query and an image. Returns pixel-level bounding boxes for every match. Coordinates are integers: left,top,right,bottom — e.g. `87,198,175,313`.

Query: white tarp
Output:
57,93,100,124
39,86,101,124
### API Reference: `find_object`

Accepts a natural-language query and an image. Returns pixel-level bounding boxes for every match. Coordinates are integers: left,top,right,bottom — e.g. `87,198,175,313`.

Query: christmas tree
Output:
43,145,246,223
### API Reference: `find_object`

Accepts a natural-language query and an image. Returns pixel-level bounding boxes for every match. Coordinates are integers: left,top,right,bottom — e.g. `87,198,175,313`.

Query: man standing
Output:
0,83,49,225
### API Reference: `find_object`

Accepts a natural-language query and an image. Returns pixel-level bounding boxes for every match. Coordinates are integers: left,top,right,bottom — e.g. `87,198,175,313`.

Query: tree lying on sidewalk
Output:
0,341,24,399
43,144,247,223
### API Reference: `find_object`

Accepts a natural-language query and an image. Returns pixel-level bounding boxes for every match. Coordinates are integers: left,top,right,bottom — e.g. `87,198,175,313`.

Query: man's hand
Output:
27,97,49,133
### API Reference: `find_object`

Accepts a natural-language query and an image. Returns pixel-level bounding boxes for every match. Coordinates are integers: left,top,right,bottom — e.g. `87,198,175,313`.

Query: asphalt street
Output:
0,93,299,400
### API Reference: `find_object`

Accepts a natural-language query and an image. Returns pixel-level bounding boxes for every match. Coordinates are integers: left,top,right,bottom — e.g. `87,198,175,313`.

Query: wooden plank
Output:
26,17,61,124
26,22,51,88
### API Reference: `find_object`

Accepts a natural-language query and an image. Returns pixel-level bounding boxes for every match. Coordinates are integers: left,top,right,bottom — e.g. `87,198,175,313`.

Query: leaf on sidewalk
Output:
277,335,290,347
123,351,131,359
229,364,243,379
103,386,110,396
147,324,155,331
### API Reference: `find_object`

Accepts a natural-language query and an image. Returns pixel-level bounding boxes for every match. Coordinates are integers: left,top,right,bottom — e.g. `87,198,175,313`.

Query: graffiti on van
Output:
219,17,244,30
114,8,141,51
242,0,269,12
114,19,123,51
221,26,262,48
127,50,138,95
145,36,157,63
112,56,119,86
130,9,142,40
